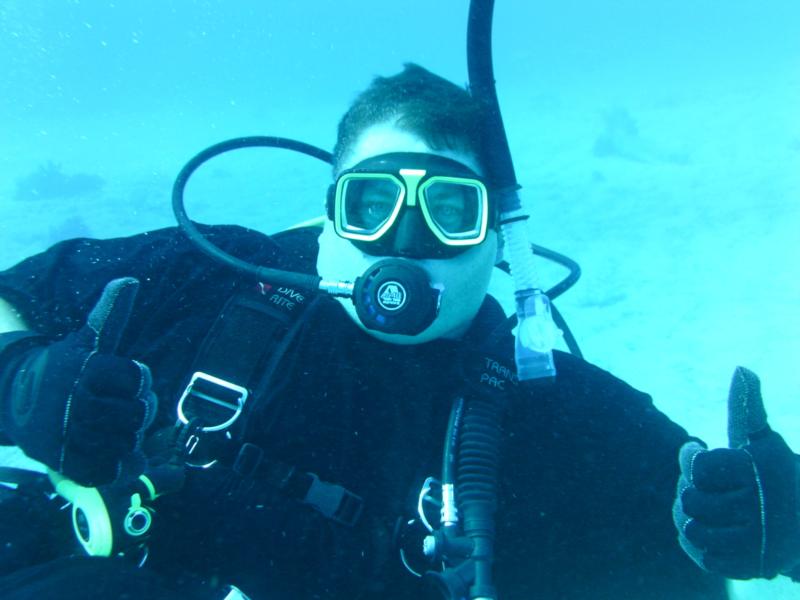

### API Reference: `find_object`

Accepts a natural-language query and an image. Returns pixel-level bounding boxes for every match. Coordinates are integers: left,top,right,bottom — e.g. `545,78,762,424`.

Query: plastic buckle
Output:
177,372,248,433
304,473,364,527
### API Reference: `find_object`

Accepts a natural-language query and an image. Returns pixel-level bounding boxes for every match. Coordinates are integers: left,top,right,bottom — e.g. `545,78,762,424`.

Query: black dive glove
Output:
673,367,800,580
0,278,157,487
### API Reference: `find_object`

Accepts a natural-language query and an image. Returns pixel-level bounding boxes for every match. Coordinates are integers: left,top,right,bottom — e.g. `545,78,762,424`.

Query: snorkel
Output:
467,0,562,381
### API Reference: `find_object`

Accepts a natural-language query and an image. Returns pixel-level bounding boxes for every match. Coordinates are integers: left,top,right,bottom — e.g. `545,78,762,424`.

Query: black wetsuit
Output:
0,226,727,599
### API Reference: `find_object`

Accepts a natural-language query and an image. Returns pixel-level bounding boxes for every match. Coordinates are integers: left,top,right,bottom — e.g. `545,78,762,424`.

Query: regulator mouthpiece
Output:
353,259,441,335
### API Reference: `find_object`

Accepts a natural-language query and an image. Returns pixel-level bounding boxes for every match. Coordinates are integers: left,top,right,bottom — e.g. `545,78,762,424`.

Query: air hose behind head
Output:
172,136,333,292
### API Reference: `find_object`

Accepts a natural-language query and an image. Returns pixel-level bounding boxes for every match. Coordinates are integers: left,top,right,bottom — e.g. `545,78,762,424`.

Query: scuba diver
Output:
0,1,799,597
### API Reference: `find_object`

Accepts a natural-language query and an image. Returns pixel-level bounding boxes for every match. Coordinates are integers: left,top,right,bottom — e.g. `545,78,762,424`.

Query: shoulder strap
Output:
192,282,313,387
169,283,366,527
176,282,315,462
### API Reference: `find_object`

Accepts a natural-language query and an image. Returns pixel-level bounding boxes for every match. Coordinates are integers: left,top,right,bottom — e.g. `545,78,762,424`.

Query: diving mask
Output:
328,152,493,258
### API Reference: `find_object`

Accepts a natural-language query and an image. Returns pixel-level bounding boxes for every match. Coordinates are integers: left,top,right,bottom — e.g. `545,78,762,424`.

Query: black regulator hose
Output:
171,136,332,291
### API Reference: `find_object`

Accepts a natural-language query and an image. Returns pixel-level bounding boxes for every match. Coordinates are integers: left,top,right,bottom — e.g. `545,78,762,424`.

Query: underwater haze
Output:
1,1,799,598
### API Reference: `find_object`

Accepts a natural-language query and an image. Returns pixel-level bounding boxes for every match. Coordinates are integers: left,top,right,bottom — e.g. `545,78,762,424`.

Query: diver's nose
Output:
392,209,427,257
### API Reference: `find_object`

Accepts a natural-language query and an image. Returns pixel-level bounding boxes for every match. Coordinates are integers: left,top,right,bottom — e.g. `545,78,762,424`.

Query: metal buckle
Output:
304,473,364,527
177,372,248,432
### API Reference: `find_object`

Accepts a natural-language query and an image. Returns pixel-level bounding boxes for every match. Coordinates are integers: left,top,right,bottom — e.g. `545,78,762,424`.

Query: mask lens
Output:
340,176,403,236
421,179,486,240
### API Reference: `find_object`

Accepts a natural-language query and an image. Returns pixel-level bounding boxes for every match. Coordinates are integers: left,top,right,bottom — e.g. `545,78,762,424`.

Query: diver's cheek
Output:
316,221,378,283
421,233,498,339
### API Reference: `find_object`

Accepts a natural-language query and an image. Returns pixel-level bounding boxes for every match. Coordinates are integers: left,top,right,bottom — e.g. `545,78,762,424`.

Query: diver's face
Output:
317,122,498,345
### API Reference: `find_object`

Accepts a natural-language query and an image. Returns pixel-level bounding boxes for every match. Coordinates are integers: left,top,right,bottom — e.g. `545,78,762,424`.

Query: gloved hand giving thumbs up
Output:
0,278,157,487
672,367,800,580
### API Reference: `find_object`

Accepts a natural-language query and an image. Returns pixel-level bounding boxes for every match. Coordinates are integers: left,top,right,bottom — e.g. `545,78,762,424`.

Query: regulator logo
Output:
377,281,406,311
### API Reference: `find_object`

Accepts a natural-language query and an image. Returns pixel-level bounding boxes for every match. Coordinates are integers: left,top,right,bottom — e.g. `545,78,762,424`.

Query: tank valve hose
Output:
425,392,502,600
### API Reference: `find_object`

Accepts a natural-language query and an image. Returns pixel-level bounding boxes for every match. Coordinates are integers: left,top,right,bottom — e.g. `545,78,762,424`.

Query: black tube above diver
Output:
467,0,519,203
467,0,564,382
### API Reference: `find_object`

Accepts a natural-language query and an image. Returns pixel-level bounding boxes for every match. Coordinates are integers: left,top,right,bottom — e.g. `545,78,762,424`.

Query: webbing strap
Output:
232,443,364,527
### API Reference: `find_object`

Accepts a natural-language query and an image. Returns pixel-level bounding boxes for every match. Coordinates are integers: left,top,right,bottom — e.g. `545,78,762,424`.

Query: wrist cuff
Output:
0,330,48,356
0,331,49,433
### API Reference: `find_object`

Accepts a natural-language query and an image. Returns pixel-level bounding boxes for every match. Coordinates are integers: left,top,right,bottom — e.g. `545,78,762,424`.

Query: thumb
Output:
727,366,769,449
86,277,140,354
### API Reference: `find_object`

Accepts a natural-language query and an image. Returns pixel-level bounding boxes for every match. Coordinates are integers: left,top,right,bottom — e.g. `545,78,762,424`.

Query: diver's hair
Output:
333,63,488,173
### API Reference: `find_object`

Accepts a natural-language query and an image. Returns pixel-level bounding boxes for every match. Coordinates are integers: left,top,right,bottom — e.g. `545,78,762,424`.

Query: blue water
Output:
2,1,800,597
2,1,798,252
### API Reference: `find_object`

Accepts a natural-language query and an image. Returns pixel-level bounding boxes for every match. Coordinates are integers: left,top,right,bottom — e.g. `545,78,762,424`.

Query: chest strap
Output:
230,442,364,527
